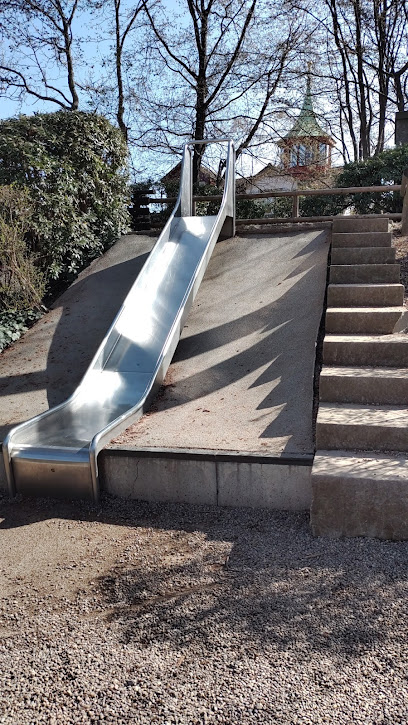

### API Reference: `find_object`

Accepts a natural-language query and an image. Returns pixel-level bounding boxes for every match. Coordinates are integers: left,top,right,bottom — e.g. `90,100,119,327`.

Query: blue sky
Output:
0,0,188,122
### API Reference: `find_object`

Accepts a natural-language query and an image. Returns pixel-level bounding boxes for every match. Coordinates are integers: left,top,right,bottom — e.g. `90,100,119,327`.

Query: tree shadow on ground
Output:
1,491,407,661
81,496,408,661
145,231,329,452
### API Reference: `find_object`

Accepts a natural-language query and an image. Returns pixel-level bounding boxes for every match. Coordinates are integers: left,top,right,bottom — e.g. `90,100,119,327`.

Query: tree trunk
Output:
115,0,128,142
62,16,79,110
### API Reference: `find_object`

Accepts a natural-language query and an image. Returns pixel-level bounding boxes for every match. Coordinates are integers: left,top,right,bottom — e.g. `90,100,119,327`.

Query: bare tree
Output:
113,0,149,140
292,0,408,161
84,0,151,141
1,0,406,173
135,0,305,181
367,0,408,137
0,0,81,110
351,0,408,153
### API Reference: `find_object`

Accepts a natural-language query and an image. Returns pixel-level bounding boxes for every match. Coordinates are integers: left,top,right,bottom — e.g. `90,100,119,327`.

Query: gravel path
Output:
1,494,408,724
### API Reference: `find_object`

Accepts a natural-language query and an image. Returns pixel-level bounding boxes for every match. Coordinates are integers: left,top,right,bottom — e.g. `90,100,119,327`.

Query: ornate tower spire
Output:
277,70,335,177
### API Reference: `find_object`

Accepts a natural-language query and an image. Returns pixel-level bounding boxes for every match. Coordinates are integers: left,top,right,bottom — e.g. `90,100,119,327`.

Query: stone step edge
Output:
317,402,408,425
311,450,408,539
325,307,408,333
331,246,395,252
330,263,399,271
326,306,405,313
326,286,404,305
324,334,408,342
333,232,391,236
332,232,391,239
313,450,408,481
328,283,403,290
331,240,392,249
330,250,396,263
320,365,408,378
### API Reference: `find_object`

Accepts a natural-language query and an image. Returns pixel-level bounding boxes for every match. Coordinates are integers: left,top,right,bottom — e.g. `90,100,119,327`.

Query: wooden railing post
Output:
292,193,299,218
401,168,408,235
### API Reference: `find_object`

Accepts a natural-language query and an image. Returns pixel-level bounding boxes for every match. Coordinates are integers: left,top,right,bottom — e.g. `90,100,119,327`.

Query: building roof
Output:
278,74,334,145
161,161,217,185
237,164,297,191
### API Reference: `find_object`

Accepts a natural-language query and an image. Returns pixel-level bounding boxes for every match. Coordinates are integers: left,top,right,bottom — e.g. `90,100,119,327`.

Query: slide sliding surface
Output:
3,139,235,502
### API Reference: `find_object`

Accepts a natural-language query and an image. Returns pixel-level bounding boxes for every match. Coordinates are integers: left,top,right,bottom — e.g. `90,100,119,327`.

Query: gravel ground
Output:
1,493,408,724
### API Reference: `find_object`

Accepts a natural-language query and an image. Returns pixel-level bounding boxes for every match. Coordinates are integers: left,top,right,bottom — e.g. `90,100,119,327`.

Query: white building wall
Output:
244,173,298,194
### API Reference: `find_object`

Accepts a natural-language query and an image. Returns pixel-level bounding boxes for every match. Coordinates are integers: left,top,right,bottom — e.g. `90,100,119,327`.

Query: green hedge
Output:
298,145,408,217
0,111,130,288
299,193,347,218
335,145,408,215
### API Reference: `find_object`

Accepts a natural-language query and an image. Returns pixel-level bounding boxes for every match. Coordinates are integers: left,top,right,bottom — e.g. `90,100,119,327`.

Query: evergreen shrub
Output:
300,145,408,217
0,111,130,288
299,193,347,218
236,197,266,219
0,309,42,352
335,145,408,215
269,197,293,218
195,185,267,218
0,185,45,351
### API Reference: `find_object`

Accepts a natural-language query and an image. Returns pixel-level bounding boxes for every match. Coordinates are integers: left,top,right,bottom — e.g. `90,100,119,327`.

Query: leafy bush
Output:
129,181,153,230
0,111,130,287
299,193,348,218
195,184,267,218
161,179,180,198
268,197,293,218
236,197,267,219
270,146,408,219
0,308,42,352
333,145,408,215
195,184,222,216
0,185,45,312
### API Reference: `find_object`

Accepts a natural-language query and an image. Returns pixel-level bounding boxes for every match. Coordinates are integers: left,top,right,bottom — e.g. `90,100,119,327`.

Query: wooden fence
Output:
142,182,404,227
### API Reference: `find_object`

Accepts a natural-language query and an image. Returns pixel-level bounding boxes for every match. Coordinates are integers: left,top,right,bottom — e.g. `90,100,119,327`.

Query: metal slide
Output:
3,139,235,503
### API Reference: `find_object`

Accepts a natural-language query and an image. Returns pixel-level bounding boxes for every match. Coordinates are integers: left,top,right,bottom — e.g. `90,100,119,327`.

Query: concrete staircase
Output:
311,216,408,539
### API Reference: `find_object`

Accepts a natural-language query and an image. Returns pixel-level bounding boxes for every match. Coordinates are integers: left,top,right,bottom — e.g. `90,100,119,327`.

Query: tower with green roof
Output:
277,72,334,177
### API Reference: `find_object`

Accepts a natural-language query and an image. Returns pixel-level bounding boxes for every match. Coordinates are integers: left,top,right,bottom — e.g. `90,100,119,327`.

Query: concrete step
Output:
325,307,404,334
330,264,400,284
331,247,396,265
311,450,408,539
327,283,404,307
332,217,389,233
316,402,408,452
332,232,392,248
323,334,408,366
319,366,408,404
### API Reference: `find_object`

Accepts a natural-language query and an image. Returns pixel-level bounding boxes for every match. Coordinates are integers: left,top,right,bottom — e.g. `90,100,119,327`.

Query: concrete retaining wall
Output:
1,444,312,510
100,448,313,511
